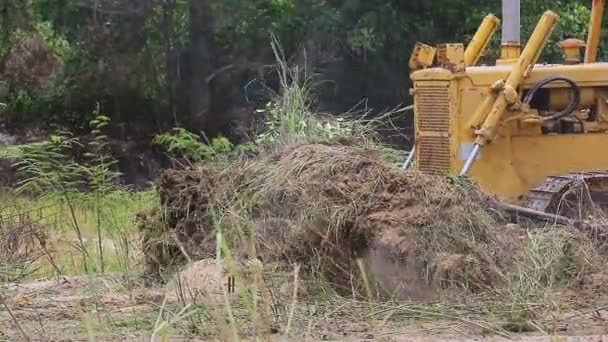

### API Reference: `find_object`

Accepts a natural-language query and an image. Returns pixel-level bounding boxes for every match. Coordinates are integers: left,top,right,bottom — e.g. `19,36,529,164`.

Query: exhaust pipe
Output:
500,0,521,60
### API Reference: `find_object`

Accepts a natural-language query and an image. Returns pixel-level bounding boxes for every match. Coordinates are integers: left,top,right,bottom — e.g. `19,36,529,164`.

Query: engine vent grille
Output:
415,82,451,174
416,84,450,132
417,136,451,174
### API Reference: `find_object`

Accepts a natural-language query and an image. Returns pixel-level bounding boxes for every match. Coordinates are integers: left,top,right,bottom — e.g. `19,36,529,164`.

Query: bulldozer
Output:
405,0,608,222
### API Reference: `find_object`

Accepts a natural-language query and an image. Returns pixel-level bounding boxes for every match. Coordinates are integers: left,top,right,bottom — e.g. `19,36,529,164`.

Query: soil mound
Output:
143,143,516,297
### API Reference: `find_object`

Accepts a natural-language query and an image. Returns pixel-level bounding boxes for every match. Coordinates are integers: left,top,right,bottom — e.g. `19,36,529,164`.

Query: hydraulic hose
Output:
523,76,581,121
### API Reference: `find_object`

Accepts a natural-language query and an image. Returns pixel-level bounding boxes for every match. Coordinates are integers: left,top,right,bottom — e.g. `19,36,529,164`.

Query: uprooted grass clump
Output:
143,141,523,298
143,137,608,308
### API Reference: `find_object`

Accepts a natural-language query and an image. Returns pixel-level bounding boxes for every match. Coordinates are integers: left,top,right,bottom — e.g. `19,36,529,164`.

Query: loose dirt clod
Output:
164,259,227,303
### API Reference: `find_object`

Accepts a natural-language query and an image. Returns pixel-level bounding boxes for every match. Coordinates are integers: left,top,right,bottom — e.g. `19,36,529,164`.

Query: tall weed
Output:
0,114,153,278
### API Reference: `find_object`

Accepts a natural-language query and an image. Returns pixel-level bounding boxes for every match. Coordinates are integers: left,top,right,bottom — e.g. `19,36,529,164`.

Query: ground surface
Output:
2,274,607,341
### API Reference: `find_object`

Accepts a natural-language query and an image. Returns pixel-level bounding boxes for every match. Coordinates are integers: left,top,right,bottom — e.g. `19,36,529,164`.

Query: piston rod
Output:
401,104,415,169
402,146,416,169
459,144,481,176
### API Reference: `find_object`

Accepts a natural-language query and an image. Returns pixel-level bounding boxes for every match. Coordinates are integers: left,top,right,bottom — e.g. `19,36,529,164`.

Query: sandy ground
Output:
2,274,608,341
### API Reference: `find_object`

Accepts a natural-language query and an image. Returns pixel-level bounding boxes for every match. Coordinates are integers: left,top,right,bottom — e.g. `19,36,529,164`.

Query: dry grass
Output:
134,49,608,339
145,141,518,300
0,201,48,282
136,137,608,340
4,140,608,341
4,42,608,341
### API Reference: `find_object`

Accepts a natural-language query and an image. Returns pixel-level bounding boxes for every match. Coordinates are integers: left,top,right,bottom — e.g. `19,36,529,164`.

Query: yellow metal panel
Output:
448,63,608,87
464,14,501,66
458,133,608,204
585,0,605,63
418,135,452,175
409,43,437,71
416,84,450,132
409,8,608,210
437,44,465,72
414,80,453,175
411,61,608,205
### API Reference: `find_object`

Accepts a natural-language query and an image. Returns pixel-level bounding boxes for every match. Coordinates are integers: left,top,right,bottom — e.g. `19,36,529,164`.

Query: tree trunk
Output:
188,0,214,132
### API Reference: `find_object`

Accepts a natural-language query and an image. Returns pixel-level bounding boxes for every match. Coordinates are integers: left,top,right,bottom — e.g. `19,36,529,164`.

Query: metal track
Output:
524,171,608,218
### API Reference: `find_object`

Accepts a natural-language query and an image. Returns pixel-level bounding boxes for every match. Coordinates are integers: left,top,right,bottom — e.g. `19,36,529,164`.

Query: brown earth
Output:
127,141,608,341
2,274,608,341
141,142,518,298
141,143,608,300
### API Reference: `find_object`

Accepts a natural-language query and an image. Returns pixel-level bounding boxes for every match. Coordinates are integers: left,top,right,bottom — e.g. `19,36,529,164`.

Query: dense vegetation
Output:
0,0,605,138
2,3,608,340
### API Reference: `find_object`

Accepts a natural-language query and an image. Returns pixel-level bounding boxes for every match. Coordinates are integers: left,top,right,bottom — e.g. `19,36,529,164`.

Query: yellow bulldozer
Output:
405,0,608,222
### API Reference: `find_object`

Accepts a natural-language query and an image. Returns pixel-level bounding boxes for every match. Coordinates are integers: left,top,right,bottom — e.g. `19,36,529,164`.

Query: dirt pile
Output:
141,142,521,297
149,146,608,303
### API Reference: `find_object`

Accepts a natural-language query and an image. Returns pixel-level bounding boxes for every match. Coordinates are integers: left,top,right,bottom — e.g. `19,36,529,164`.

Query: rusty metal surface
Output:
524,171,608,218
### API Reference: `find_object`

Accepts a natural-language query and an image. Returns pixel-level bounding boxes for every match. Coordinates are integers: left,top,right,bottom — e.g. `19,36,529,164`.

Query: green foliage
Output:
2,132,83,194
0,114,146,275
1,131,91,271
153,128,235,162
0,0,607,129
0,187,154,280
1,113,121,195
84,112,121,194
152,71,357,162
33,21,72,61
254,100,355,147
254,41,359,148
521,1,593,62
254,73,316,146
139,0,189,103
4,90,36,115
212,0,308,54
36,48,103,127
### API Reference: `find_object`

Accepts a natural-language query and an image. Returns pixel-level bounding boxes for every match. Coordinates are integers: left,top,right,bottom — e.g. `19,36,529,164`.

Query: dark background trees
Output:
0,0,604,140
